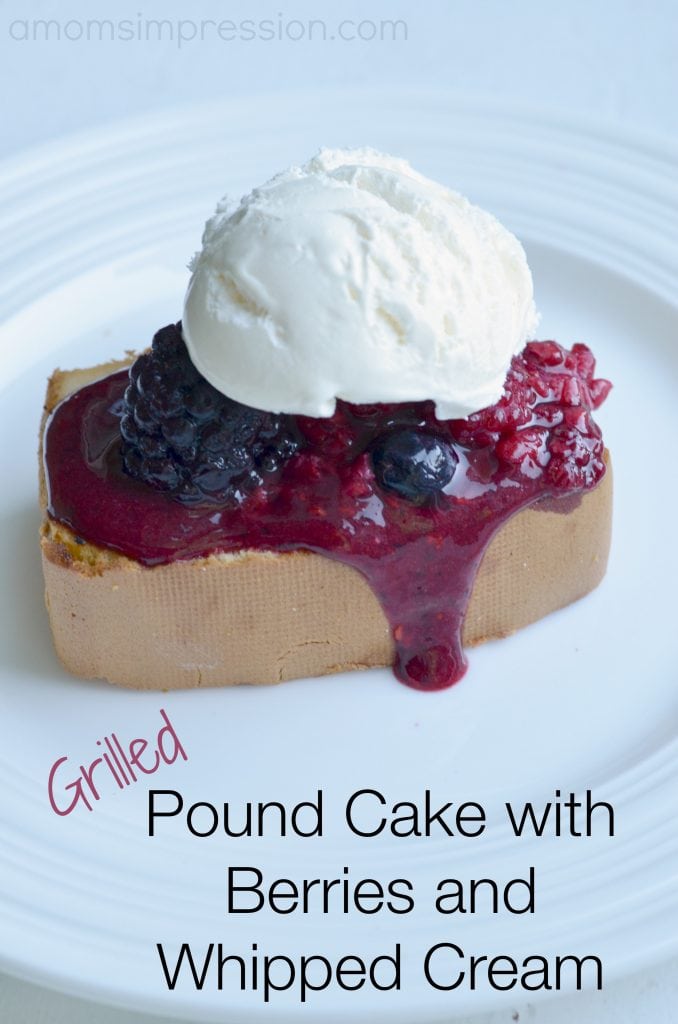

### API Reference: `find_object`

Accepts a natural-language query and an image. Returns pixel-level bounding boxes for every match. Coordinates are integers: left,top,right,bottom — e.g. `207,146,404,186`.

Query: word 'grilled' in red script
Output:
48,708,187,815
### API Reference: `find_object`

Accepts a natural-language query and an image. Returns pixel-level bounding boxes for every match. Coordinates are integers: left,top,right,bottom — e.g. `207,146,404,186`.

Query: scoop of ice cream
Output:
182,148,538,419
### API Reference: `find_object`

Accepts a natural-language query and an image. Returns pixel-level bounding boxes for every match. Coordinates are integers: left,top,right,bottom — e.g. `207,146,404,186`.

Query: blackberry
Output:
120,323,300,505
371,429,458,503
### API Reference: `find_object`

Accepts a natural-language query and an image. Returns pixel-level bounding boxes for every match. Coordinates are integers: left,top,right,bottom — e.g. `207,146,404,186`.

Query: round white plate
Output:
1,91,677,1022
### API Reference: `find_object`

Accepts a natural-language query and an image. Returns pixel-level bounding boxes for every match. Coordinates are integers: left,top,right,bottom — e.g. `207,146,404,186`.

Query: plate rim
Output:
1,88,677,1021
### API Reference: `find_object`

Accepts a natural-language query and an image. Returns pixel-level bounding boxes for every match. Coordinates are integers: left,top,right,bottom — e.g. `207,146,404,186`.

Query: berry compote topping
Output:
44,326,611,691
120,324,299,504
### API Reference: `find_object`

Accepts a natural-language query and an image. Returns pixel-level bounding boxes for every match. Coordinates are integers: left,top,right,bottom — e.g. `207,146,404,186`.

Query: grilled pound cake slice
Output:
40,361,612,690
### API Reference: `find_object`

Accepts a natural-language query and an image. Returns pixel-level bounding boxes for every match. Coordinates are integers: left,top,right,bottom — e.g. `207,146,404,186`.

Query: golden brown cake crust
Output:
40,361,613,689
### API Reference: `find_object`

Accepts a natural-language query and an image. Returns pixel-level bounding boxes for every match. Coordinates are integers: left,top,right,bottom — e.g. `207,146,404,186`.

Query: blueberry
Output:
120,322,300,504
372,429,458,502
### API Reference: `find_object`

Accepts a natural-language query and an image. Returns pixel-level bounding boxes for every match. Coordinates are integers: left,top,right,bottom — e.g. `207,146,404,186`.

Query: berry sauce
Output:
44,339,611,690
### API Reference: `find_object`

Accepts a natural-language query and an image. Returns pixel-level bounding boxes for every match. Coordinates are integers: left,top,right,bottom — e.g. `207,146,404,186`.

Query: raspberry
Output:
545,422,604,489
569,343,597,380
296,404,356,458
525,341,565,367
589,378,613,408
449,340,609,492
457,386,532,439
340,453,374,500
120,323,300,505
496,428,550,479
531,402,564,428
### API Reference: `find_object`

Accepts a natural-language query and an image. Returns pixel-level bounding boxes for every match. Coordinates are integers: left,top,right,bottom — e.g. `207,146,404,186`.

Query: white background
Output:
1,1,677,1021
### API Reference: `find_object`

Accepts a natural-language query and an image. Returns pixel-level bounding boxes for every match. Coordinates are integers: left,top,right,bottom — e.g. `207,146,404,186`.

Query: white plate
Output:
1,91,677,1022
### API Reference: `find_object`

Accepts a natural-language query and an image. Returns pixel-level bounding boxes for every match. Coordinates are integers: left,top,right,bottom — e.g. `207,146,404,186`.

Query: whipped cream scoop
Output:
183,148,539,419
